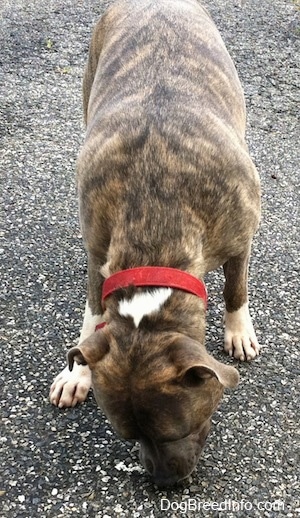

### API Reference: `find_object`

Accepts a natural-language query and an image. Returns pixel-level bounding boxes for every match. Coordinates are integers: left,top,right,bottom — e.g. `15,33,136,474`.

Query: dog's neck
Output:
100,267,207,343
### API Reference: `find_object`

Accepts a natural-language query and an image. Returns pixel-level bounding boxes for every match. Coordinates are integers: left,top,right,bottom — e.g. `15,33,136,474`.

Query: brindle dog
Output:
50,0,261,486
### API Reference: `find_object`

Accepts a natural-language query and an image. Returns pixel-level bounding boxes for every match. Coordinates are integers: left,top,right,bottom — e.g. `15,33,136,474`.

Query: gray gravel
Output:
1,0,299,516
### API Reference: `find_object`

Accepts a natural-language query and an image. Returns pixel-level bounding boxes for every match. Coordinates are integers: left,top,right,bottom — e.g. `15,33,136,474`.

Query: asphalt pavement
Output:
0,0,299,516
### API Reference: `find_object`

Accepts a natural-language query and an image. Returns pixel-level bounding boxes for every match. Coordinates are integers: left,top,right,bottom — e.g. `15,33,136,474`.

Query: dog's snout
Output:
140,432,204,486
159,466,179,486
144,456,182,487
153,472,181,487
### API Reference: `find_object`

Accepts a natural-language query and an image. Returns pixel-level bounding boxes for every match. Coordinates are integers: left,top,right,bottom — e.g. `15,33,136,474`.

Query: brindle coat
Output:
65,0,260,486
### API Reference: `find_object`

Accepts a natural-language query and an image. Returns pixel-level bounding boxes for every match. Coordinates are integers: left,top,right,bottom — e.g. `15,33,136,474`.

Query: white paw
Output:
224,303,260,361
49,363,92,408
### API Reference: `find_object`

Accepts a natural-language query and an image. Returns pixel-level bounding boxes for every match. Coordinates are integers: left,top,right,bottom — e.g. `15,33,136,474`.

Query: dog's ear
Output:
67,331,109,371
172,336,240,389
182,363,239,389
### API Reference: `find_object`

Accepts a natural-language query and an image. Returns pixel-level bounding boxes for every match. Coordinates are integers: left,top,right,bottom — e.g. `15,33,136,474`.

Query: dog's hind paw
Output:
49,364,92,408
224,303,260,362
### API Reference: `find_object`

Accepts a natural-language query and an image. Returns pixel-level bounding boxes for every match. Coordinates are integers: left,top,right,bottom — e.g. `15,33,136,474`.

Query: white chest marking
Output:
118,288,172,327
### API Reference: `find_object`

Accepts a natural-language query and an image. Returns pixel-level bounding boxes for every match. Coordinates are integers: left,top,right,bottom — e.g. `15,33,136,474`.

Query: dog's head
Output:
68,328,239,486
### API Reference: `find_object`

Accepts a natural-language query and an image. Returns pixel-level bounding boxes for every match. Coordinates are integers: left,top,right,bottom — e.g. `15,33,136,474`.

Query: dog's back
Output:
78,0,260,275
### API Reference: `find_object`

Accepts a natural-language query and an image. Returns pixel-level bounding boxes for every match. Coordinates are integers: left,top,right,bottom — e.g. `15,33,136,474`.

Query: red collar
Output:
96,267,207,331
102,266,207,306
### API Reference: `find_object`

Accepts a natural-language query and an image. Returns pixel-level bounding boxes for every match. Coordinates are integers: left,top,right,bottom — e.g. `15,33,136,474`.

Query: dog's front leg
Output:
223,246,260,361
50,253,104,407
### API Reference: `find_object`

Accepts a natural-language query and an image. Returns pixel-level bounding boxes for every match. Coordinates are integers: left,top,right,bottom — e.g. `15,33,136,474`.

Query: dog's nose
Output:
140,440,191,486
153,471,181,487
145,459,182,486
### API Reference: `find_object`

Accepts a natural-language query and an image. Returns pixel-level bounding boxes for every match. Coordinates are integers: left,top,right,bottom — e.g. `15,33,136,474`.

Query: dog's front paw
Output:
49,364,92,408
224,303,260,361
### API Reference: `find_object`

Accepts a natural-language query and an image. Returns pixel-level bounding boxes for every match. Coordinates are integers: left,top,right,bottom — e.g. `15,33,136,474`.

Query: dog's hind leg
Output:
222,245,260,361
